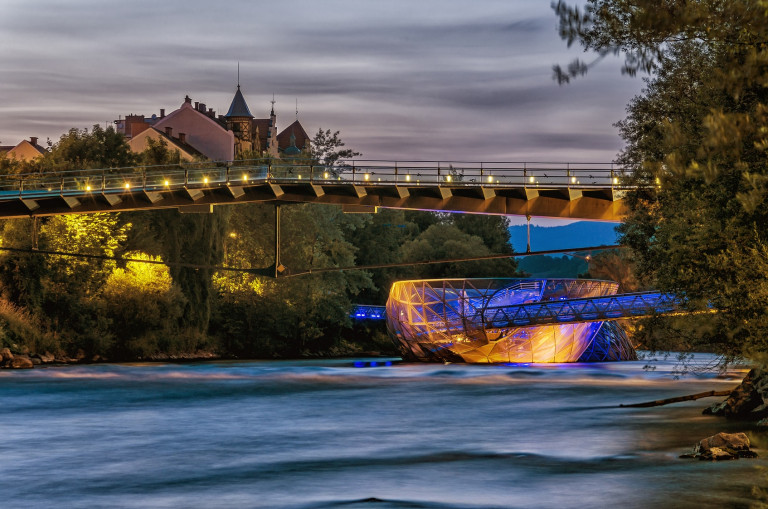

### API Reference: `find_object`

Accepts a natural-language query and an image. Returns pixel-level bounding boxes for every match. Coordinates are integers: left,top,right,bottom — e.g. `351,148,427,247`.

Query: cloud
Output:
0,0,644,162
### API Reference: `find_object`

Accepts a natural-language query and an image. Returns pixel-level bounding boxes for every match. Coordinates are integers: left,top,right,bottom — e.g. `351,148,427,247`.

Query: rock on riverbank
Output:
704,368,768,420
680,432,758,460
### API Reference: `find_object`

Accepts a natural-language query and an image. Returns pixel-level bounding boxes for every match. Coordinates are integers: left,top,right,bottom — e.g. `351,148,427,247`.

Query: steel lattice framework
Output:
383,278,678,364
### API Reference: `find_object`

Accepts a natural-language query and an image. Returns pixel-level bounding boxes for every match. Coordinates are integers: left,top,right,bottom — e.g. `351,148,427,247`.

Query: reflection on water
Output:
0,355,763,508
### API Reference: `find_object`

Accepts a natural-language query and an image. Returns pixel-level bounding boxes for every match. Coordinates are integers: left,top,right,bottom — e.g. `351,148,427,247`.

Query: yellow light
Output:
529,176,534,183
323,172,329,179
298,174,302,179
124,183,130,190
571,176,576,184
86,185,91,191
446,175,452,182
406,174,411,182
229,232,237,238
655,177,661,184
203,177,209,184
164,180,170,186
364,173,370,181
243,174,248,181
613,177,618,185
488,175,493,183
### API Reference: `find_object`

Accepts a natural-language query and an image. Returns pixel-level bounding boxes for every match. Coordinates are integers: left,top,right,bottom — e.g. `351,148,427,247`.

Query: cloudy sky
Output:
0,0,643,165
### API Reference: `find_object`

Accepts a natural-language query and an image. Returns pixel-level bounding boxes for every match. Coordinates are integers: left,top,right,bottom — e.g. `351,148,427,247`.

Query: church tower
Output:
265,96,279,157
225,84,254,155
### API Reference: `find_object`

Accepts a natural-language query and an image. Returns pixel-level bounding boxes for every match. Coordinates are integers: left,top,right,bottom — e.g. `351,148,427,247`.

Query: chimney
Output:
208,108,214,117
29,137,38,146
184,95,192,104
194,102,199,110
199,103,206,113
160,108,165,118
178,132,186,144
165,126,173,137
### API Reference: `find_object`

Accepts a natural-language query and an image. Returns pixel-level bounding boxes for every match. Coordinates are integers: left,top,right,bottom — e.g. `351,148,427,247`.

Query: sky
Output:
1,0,645,168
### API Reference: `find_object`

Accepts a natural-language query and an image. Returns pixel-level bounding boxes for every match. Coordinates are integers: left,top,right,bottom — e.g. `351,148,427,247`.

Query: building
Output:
128,127,204,162
1,137,46,162
116,85,311,162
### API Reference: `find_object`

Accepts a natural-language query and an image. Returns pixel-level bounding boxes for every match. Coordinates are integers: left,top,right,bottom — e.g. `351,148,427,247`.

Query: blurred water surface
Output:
0,355,763,508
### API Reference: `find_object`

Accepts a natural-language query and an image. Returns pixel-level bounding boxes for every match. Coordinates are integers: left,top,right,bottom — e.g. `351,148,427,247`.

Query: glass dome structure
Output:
385,278,637,363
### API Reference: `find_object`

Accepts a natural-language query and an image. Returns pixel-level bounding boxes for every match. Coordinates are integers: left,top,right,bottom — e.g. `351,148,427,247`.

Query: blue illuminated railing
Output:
351,305,386,320
483,291,680,327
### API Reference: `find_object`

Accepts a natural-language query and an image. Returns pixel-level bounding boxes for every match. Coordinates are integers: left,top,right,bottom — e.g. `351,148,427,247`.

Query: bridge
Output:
0,159,633,220
352,291,681,326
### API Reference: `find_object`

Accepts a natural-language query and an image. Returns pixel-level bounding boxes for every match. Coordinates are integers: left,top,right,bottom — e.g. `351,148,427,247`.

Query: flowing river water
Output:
1,355,765,508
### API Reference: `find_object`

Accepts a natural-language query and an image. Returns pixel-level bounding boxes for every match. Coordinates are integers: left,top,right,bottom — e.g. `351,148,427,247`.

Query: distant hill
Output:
508,221,619,253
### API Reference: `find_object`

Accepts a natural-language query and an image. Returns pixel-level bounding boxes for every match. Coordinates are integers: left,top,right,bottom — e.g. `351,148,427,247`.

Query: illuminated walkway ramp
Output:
0,160,629,220
385,278,680,364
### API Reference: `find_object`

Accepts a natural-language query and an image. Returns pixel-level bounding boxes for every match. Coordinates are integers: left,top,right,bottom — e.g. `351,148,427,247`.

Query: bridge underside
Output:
0,182,626,221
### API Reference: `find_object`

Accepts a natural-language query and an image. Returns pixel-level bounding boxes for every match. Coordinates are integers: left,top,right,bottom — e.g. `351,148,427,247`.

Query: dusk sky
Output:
1,0,644,167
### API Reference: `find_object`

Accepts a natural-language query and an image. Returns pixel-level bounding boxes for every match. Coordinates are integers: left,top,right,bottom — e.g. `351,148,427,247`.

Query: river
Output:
0,355,764,508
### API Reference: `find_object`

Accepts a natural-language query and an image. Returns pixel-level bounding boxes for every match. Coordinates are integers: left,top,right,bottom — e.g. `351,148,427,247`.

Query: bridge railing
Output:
0,159,635,198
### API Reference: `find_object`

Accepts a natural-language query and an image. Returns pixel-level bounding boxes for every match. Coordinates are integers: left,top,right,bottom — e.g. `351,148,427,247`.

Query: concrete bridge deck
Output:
0,160,634,220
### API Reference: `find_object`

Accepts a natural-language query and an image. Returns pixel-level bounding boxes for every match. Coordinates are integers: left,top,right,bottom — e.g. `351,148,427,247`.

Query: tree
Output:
44,124,137,171
212,203,374,357
311,128,361,175
553,1,768,363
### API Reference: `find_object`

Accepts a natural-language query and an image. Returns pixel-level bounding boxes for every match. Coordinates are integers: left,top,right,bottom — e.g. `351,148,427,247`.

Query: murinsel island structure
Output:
381,278,680,364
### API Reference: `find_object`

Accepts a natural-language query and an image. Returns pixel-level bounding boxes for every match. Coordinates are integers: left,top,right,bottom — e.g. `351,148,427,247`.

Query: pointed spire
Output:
225,84,253,118
270,94,276,116
237,62,240,88
295,98,298,120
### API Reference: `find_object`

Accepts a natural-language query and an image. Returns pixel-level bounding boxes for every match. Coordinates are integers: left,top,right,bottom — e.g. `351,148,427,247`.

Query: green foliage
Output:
555,0,768,362
41,213,129,296
212,203,374,357
580,249,640,292
311,128,361,174
44,124,137,171
98,252,186,358
399,221,520,280
139,136,182,166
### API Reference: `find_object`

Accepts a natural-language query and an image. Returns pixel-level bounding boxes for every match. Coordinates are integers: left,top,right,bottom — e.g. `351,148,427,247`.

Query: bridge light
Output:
243,174,248,182
124,183,130,190
164,180,170,186
86,185,91,191
323,172,329,179
529,176,534,183
406,174,411,182
364,173,370,181
655,177,661,184
203,177,209,184
298,174,302,179
488,175,493,183
571,176,577,184
446,175,452,182
613,177,618,185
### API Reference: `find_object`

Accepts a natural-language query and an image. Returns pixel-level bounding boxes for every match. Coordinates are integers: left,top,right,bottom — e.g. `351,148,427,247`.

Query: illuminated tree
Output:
98,252,185,358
